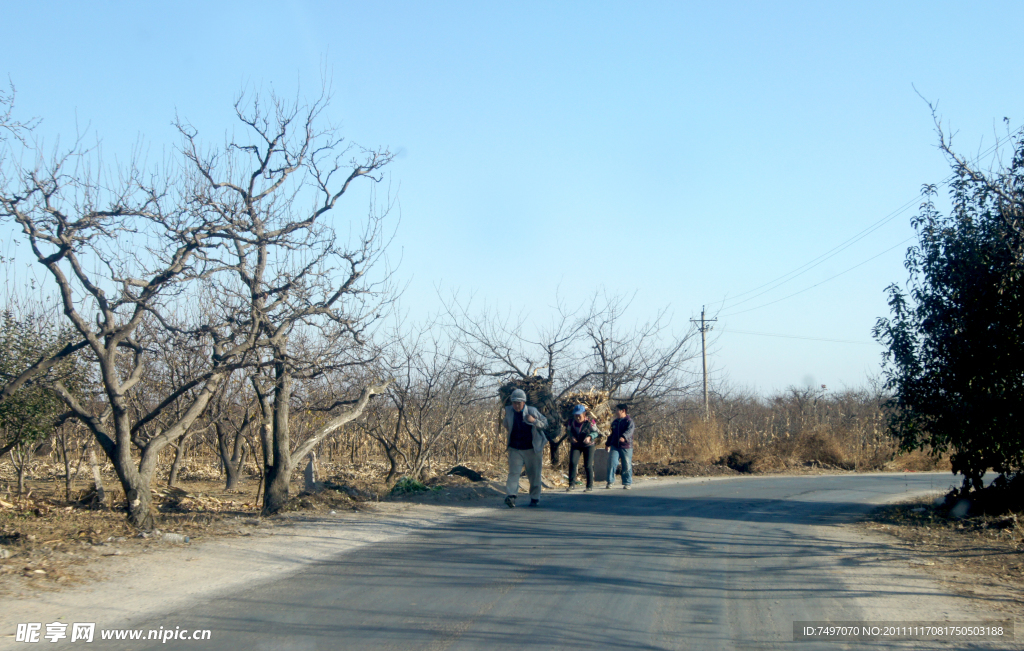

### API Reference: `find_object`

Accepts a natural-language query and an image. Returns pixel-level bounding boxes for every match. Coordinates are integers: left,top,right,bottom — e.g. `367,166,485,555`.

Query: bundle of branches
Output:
498,376,554,408
497,376,558,441
558,388,613,433
153,487,235,513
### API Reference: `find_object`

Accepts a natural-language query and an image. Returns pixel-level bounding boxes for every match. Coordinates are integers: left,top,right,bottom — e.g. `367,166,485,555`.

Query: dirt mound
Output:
720,450,756,473
319,479,382,502
154,487,251,513
633,460,741,478
884,448,952,472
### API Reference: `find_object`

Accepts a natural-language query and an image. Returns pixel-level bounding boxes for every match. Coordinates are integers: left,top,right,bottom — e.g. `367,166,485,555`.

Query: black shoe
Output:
566,485,575,492
504,495,516,509
528,499,540,507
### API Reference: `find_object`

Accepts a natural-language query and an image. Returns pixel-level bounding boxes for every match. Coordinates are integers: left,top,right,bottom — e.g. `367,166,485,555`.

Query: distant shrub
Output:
793,431,848,468
720,449,755,473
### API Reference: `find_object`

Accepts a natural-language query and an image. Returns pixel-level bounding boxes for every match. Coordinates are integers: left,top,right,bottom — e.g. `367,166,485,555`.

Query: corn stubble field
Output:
1,386,945,519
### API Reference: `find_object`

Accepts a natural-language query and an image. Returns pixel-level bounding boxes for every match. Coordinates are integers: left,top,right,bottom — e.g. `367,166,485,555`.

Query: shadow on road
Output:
131,476,988,650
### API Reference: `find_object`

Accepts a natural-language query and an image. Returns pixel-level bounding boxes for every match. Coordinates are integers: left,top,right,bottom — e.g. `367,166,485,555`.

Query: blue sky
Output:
3,1,1022,393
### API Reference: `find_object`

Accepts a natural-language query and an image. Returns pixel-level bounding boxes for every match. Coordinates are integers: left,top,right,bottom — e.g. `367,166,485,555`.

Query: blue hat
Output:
572,404,586,415
510,389,527,403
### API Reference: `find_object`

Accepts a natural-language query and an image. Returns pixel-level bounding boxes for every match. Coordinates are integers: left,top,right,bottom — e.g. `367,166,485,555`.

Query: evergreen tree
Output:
875,127,1024,491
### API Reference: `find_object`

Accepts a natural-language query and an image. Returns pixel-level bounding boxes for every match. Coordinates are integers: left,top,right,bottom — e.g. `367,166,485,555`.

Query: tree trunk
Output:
218,422,240,491
549,437,563,466
63,437,85,503
260,370,388,514
125,483,156,530
88,445,106,507
59,435,71,501
167,434,187,487
224,458,239,491
17,458,27,495
236,443,250,489
383,445,399,486
12,444,33,495
261,353,293,516
107,423,158,530
107,453,157,529
262,461,292,515
229,427,244,489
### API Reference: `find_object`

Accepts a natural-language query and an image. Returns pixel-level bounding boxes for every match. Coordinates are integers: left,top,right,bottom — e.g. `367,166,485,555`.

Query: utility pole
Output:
691,306,717,420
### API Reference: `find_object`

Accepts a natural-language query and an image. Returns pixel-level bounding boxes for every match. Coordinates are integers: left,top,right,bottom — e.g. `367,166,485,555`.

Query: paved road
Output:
132,473,1006,650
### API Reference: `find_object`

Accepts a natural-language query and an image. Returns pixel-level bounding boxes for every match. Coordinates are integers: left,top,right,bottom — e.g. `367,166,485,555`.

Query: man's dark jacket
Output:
608,416,634,449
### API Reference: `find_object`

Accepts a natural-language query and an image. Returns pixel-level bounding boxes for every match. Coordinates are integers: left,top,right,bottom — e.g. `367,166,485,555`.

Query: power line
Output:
719,328,877,345
716,125,1024,313
718,198,918,311
721,235,916,317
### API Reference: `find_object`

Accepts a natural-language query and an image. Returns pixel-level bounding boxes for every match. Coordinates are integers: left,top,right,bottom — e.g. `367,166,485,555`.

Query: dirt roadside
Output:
862,495,1024,623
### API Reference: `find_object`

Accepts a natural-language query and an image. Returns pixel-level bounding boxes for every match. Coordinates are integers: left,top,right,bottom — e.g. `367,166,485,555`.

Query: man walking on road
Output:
606,403,634,489
503,389,549,508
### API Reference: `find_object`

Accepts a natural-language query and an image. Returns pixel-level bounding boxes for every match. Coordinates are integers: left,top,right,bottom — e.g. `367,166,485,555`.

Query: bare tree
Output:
355,395,404,485
177,86,396,514
440,291,596,459
203,372,258,491
0,80,38,146
0,127,256,529
380,322,482,481
442,290,700,460
441,290,594,387
583,294,700,408
52,419,88,501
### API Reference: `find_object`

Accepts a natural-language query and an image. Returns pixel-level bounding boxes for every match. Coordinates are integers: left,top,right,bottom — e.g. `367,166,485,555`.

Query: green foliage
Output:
388,477,436,495
874,130,1024,491
0,311,74,452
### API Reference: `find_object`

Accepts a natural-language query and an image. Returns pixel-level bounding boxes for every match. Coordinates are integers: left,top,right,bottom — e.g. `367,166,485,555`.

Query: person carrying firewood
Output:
565,404,598,491
502,388,549,508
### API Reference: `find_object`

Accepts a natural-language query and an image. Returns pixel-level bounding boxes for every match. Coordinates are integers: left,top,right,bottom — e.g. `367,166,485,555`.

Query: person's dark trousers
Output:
568,445,595,489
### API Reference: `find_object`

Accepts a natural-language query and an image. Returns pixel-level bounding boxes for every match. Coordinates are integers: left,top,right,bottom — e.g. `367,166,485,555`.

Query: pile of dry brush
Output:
557,388,613,432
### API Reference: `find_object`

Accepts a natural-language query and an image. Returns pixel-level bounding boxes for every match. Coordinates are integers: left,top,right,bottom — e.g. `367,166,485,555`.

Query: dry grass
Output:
638,417,899,473
676,418,728,464
885,448,952,472
632,389,945,473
